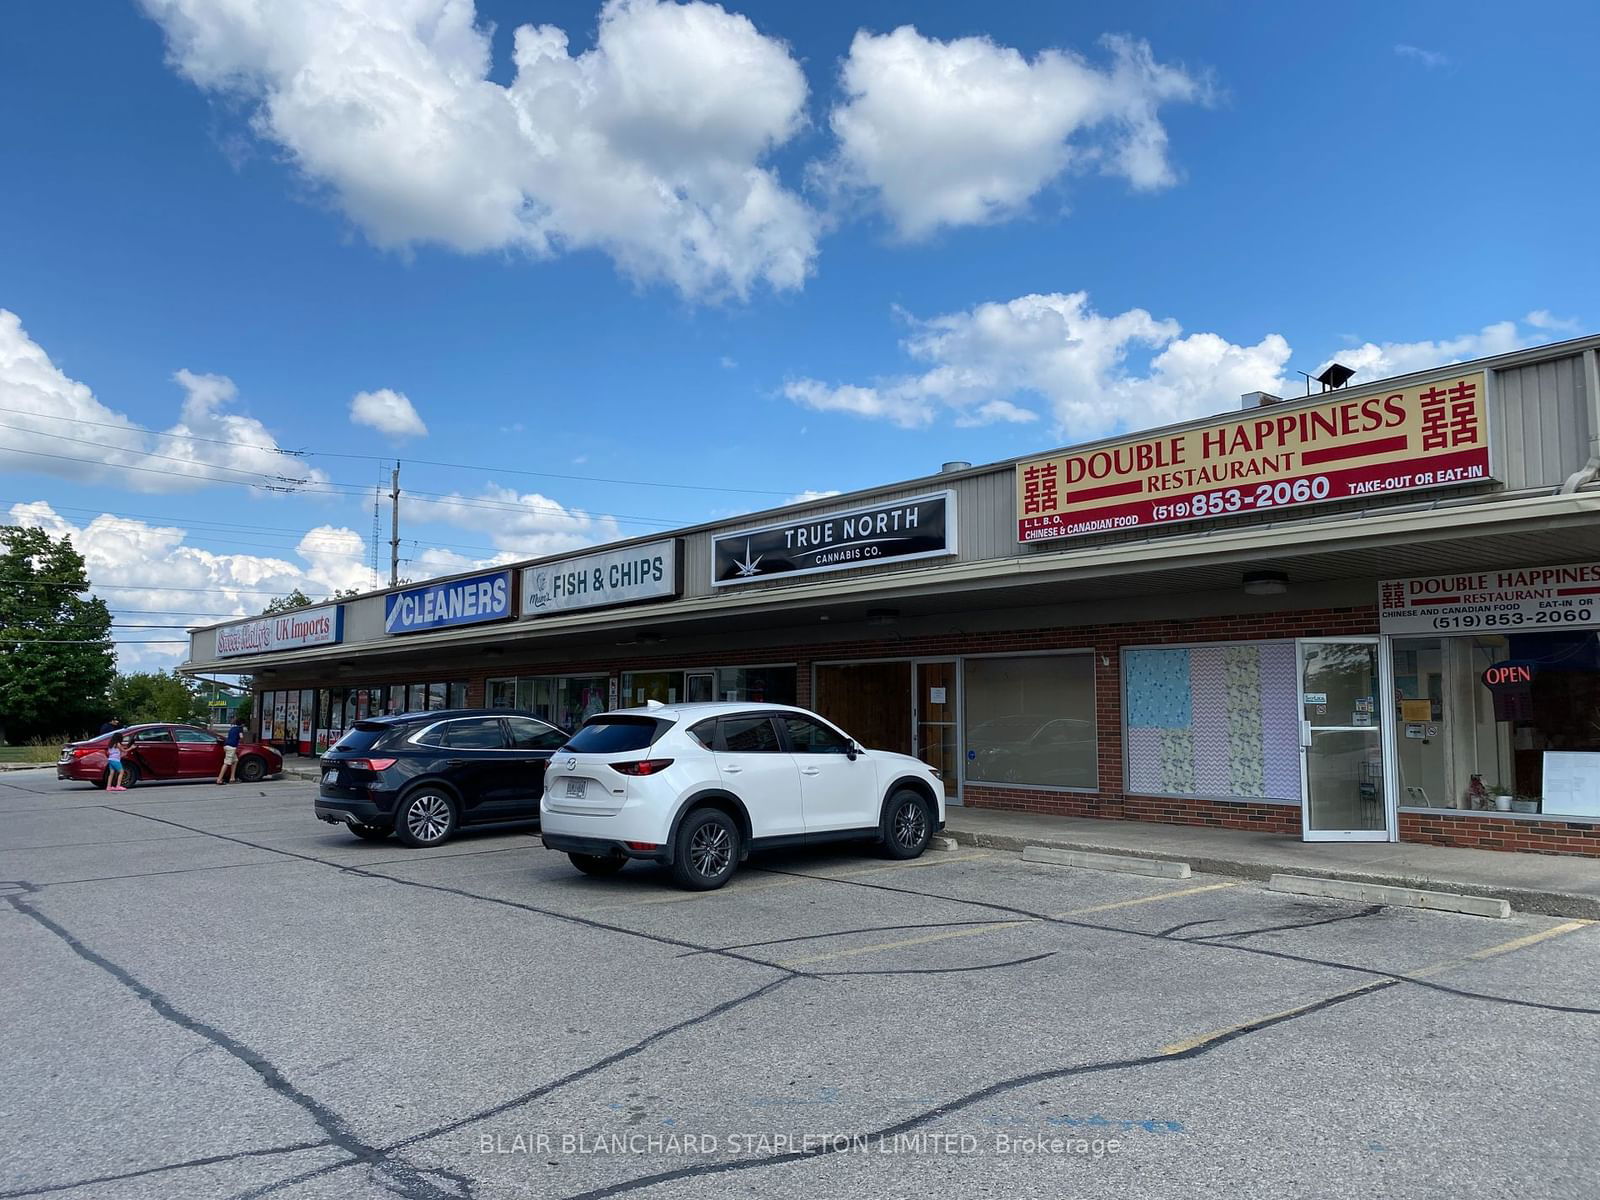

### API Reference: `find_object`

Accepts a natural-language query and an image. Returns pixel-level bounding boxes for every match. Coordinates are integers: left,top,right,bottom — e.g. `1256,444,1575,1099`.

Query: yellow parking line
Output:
780,919,1032,967
1160,918,1593,1055
824,851,996,878
1052,881,1240,919
580,877,802,912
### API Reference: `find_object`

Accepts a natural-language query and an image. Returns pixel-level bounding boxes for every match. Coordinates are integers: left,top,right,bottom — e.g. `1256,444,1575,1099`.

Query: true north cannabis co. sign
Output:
711,492,956,587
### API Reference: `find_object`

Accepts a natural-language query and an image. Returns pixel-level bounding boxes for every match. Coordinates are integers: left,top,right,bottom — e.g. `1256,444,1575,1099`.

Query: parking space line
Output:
1052,881,1239,918
1160,918,1593,1055
580,878,803,912
777,881,1240,967
820,851,997,878
779,919,1033,967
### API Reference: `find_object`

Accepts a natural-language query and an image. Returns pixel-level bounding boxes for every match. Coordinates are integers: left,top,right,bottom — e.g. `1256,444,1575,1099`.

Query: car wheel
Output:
568,852,627,877
119,762,141,789
670,808,740,891
92,774,108,790
237,756,266,783
881,790,932,859
347,822,392,842
394,788,458,848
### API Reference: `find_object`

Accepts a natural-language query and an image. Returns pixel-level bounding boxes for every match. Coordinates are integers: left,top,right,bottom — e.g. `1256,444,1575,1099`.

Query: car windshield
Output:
565,716,667,753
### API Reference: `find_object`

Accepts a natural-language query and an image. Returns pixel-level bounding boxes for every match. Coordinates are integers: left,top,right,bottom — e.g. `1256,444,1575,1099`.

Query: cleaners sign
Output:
1016,372,1490,543
385,570,513,635
712,492,955,587
215,605,343,658
1379,562,1600,635
522,540,680,617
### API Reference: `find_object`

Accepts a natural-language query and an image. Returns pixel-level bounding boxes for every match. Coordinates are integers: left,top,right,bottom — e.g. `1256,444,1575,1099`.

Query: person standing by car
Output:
106,731,127,792
216,716,245,785
98,716,123,736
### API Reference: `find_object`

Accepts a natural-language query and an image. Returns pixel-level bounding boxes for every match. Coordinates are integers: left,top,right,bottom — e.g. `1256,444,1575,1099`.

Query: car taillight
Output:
610,759,674,776
347,758,397,771
72,747,94,758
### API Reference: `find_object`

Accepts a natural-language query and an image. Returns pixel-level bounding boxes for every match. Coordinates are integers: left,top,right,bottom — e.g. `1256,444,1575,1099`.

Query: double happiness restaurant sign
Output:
1379,562,1600,635
215,604,344,658
1015,372,1490,543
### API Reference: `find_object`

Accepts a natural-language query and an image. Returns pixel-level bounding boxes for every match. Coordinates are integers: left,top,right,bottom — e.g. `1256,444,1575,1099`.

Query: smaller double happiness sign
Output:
1016,372,1490,543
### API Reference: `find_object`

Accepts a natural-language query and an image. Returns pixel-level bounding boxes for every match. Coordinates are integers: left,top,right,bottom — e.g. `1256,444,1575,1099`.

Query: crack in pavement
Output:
4,891,476,1200
749,866,1600,1016
0,1138,336,1200
673,918,1022,958
1185,904,1387,943
559,980,1394,1199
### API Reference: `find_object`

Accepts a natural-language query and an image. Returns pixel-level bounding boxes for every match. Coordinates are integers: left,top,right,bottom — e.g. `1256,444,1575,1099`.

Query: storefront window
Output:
487,678,515,709
556,676,610,731
623,671,683,705
427,682,448,710
965,654,1096,789
716,666,796,705
448,682,467,709
1397,631,1600,818
1123,642,1300,800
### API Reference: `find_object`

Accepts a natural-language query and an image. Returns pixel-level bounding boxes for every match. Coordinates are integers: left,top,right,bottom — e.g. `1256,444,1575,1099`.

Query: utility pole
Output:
389,461,401,588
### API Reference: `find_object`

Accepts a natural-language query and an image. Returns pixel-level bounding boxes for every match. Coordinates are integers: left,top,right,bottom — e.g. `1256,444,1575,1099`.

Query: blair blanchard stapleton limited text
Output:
478,1132,1123,1158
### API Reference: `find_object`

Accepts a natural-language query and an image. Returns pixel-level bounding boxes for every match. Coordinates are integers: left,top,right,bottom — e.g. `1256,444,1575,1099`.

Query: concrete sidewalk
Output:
945,807,1600,919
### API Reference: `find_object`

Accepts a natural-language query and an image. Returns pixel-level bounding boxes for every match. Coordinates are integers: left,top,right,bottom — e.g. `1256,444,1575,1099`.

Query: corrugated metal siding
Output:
1492,354,1590,489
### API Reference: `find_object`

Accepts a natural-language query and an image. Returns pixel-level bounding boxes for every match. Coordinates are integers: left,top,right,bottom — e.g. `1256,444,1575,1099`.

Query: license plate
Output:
564,778,587,799
322,770,338,785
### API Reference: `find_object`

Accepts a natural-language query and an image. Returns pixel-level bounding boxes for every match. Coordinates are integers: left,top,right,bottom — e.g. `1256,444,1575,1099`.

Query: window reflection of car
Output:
969,715,1095,785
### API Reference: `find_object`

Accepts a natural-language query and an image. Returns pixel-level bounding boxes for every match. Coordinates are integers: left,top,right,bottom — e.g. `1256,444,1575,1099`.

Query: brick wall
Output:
1399,811,1600,857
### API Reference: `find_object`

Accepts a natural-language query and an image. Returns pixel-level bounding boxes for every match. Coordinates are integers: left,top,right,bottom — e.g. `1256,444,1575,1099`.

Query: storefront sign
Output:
1016,372,1490,543
385,570,513,635
215,605,343,658
522,540,680,617
712,492,955,587
1379,562,1600,634
1482,661,1538,688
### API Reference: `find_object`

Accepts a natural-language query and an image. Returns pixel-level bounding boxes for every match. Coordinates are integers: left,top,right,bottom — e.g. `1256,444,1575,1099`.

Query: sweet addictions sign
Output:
1016,372,1490,543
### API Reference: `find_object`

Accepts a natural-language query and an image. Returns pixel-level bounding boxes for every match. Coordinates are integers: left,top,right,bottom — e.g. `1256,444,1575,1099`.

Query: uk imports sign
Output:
522,540,680,617
1379,563,1600,635
712,492,955,587
385,570,514,635
1016,372,1491,543
215,605,343,658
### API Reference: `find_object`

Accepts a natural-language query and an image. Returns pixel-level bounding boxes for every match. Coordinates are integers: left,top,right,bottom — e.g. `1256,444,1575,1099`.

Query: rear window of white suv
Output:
565,716,668,753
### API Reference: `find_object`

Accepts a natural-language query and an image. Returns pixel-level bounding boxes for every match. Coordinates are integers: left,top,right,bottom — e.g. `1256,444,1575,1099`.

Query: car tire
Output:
393,787,458,848
119,762,141,789
880,789,932,859
92,774,108,790
347,822,392,842
670,808,740,891
237,756,266,783
569,852,627,877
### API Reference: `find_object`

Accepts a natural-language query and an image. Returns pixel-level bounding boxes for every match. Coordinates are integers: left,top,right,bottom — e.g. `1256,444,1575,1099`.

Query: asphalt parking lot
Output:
2,772,1597,1200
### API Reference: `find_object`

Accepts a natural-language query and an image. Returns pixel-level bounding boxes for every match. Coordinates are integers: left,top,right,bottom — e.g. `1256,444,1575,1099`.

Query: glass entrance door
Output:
1298,638,1394,842
915,660,960,805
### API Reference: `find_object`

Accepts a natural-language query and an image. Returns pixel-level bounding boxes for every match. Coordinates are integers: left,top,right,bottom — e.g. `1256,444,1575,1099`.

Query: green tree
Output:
108,671,208,726
260,588,315,615
0,526,115,742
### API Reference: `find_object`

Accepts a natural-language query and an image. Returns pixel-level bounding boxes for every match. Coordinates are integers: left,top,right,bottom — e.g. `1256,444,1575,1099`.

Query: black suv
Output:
314,709,568,847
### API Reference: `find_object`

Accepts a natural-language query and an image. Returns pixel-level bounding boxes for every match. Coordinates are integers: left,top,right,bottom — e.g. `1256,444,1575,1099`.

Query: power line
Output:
0,403,795,497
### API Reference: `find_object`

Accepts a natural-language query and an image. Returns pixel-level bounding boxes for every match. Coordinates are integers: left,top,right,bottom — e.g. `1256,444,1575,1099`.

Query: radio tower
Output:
369,461,384,590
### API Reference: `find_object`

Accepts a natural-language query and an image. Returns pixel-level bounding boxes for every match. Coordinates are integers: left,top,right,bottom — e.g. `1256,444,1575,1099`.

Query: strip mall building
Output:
182,335,1600,858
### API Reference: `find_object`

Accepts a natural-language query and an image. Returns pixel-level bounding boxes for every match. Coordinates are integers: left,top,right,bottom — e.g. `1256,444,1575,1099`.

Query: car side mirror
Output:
846,742,860,761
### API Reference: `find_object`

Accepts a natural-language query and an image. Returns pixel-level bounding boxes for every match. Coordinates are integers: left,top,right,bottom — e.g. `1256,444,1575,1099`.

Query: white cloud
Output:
793,296,1583,440
0,309,327,493
783,488,843,505
1316,313,1571,384
1394,44,1448,69
819,28,1208,240
6,502,372,671
140,0,816,300
406,484,625,559
350,388,428,439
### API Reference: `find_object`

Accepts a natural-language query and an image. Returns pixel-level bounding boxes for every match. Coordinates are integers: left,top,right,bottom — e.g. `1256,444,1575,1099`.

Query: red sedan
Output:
57,724,284,789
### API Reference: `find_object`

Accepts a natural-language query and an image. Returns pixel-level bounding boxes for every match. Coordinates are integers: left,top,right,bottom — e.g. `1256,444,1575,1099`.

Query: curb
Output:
0,763,55,772
1023,844,1190,879
944,823,1600,920
1268,873,1510,918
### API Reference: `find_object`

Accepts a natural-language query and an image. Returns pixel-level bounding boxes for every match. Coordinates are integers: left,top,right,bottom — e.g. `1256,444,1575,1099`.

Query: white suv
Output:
540,702,945,890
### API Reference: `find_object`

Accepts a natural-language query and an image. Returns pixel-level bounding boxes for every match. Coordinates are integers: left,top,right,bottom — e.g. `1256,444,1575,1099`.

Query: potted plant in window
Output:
1491,784,1513,813
1510,794,1540,815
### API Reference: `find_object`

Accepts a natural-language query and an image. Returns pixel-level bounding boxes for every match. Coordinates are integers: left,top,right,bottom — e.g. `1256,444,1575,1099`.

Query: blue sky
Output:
2,0,1596,668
